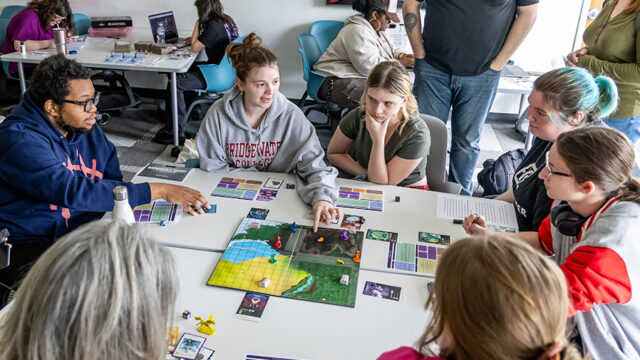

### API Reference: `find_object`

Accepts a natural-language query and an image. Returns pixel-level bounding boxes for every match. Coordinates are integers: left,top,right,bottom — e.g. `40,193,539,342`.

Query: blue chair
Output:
73,13,91,35
0,17,14,78
0,5,25,19
182,35,246,134
309,20,343,53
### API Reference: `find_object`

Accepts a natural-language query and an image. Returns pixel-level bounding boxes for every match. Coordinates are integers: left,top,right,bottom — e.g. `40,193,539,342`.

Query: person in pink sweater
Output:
378,235,582,360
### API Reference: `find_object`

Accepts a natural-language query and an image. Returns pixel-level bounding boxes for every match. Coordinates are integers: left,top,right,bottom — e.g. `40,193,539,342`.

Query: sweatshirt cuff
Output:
312,192,337,206
127,182,151,208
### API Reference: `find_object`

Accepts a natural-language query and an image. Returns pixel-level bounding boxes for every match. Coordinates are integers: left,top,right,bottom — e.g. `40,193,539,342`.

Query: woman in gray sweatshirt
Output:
196,33,340,231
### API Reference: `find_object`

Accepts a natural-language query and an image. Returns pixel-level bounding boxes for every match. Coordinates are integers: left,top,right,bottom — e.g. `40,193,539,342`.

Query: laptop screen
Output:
148,11,179,43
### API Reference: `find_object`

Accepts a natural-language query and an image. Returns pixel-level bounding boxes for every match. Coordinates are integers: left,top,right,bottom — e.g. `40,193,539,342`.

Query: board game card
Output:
304,209,339,224
195,347,216,360
363,281,401,301
256,189,278,201
487,224,517,233
418,232,450,245
365,229,398,242
247,208,269,220
236,292,270,321
172,333,206,360
263,178,284,189
245,355,307,360
340,214,365,230
166,326,179,352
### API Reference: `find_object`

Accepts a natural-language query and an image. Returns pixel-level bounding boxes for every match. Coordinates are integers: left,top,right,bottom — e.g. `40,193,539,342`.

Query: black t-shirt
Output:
198,19,238,65
512,138,552,231
416,0,538,76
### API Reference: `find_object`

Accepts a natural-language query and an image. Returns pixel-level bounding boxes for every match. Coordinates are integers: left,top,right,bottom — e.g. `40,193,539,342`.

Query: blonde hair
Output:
0,221,178,360
418,235,582,360
360,61,419,135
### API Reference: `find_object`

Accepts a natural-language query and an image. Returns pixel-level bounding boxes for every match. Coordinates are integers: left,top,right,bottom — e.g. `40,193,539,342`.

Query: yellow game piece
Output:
336,259,344,264
195,314,216,336
317,237,324,243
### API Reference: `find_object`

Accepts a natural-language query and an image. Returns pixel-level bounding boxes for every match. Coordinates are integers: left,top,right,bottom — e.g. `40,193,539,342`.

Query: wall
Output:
1,0,589,113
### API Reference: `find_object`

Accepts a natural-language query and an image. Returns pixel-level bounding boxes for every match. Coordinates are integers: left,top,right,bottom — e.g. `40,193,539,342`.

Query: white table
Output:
497,76,536,150
169,247,432,359
0,37,197,151
134,170,470,276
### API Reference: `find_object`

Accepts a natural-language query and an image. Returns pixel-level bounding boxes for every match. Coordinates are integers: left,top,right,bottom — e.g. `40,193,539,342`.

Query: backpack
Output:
477,149,526,196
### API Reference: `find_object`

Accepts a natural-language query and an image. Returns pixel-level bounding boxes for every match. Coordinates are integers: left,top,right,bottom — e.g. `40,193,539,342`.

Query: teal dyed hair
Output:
534,67,619,126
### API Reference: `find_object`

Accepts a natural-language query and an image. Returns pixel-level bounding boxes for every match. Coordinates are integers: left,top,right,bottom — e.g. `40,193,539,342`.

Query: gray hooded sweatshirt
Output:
196,86,338,206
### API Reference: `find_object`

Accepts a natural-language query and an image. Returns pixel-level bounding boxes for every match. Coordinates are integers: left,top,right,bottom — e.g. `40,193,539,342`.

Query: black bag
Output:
477,149,526,196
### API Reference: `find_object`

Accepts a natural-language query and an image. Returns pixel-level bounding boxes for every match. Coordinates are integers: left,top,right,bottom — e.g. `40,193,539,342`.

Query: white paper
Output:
436,194,518,228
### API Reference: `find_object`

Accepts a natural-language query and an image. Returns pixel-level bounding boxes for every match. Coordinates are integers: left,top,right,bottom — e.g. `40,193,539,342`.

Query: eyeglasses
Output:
62,93,100,112
545,151,572,178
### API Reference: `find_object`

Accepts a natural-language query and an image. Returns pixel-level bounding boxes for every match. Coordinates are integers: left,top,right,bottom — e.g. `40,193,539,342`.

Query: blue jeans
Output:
604,115,640,144
413,59,501,195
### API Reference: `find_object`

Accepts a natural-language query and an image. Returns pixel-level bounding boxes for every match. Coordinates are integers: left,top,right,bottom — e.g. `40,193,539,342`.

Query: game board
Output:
133,201,183,223
207,218,364,307
211,177,263,200
337,186,383,211
386,242,447,276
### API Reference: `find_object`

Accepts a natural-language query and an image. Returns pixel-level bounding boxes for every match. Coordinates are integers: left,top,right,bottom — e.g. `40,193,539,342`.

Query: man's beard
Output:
55,118,91,135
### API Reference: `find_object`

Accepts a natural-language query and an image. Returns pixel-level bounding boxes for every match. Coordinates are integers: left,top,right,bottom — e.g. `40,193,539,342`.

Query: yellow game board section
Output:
134,203,153,210
207,255,310,296
360,193,383,201
238,183,261,190
417,258,437,275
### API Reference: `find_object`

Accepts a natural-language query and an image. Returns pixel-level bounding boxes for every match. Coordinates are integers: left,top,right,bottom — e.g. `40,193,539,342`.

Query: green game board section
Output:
395,243,416,263
213,187,245,197
284,261,357,305
149,206,171,222
337,198,370,208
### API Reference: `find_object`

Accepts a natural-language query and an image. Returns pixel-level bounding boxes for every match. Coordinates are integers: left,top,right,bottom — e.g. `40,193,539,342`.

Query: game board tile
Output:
366,189,383,194
221,177,234,181
339,187,352,191
428,246,437,260
234,179,247,183
353,188,365,193
360,193,383,201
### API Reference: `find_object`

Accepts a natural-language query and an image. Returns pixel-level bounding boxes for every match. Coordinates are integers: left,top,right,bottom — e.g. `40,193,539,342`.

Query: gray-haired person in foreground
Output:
0,221,178,360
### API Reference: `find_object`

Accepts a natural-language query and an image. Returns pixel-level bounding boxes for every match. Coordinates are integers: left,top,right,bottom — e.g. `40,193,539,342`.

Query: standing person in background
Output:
314,0,414,110
566,0,640,144
155,0,239,144
402,0,538,195
1,0,75,78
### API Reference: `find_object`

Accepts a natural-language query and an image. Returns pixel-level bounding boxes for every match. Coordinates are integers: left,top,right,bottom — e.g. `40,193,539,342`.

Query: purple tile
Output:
428,246,437,260
418,244,428,251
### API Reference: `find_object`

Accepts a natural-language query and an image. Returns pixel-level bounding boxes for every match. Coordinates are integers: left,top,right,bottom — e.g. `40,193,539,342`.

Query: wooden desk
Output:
0,37,197,151
169,247,431,359
134,170,470,276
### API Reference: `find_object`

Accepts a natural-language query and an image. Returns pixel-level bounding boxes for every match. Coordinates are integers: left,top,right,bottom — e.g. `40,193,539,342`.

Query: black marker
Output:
453,219,463,224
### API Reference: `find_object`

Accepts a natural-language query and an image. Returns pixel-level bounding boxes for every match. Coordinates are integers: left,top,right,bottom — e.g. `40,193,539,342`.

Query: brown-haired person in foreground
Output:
378,235,582,360
196,33,340,231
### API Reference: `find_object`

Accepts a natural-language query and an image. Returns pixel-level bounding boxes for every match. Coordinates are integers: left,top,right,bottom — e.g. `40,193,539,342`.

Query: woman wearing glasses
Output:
1,0,75,77
463,127,640,359
494,67,619,231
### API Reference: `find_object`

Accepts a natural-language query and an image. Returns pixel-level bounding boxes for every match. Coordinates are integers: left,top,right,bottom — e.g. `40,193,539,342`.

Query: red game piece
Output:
274,235,282,248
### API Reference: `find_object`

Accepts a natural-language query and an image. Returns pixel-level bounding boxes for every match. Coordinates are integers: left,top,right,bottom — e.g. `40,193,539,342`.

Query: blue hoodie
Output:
0,92,151,244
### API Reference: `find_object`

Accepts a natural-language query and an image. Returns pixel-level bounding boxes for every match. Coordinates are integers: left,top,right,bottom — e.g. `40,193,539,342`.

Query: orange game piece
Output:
317,237,324,243
352,250,361,263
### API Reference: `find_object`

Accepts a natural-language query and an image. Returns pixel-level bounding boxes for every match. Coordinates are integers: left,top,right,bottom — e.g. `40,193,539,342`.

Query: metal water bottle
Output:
112,186,136,225
53,28,66,54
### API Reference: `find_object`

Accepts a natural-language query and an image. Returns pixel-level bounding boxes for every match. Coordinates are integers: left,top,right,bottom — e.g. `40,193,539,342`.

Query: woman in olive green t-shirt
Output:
566,0,640,143
327,61,430,188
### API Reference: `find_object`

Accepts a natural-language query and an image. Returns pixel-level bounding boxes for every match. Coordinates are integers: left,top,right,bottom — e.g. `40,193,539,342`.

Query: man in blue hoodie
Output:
0,54,209,301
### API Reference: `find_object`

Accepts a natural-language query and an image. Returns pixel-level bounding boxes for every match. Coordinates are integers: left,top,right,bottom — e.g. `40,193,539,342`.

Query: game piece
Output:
340,274,349,285
172,333,206,360
236,292,270,321
182,310,192,319
207,218,365,307
337,186,384,211
211,177,262,200
269,254,277,264
341,230,349,240
259,277,271,288
316,237,324,243
348,226,356,234
387,242,448,276
160,220,166,226
273,235,282,248
363,281,401,301
194,314,216,336
203,205,217,214
341,214,365,230
395,196,400,202
366,229,399,243
285,183,295,189
352,250,361,263
290,222,298,231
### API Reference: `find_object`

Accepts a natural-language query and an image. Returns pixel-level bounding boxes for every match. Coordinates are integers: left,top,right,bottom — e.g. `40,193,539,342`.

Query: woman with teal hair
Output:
495,67,619,231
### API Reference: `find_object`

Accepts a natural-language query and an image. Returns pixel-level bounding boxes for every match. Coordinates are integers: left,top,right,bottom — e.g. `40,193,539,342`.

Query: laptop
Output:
148,11,188,48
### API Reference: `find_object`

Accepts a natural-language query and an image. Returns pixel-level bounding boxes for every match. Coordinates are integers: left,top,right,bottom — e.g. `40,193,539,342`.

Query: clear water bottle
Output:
112,186,136,225
156,23,165,44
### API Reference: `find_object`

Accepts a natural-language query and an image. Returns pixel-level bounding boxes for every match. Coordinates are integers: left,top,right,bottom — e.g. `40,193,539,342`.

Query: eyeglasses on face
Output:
62,93,100,112
545,151,572,178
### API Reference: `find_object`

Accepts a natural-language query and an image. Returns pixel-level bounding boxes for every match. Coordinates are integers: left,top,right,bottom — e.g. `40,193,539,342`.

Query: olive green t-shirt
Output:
580,2,640,118
339,108,430,186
